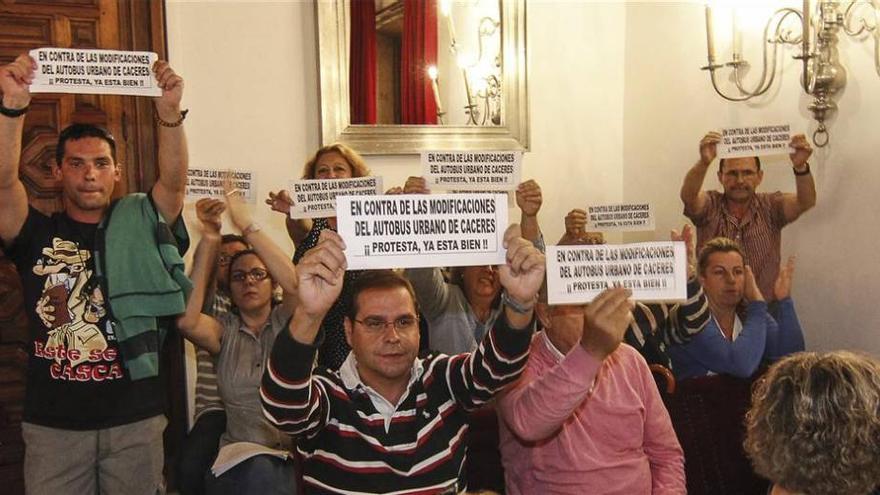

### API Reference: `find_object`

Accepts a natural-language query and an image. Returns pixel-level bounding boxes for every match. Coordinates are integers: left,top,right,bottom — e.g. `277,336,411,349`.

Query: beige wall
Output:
166,0,878,419
622,2,880,357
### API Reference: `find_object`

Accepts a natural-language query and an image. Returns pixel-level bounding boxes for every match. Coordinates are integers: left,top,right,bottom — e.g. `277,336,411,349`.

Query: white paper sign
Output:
29,48,161,97
422,151,522,191
336,193,508,270
185,168,257,204
586,203,655,232
717,124,792,158
288,177,383,219
546,242,687,304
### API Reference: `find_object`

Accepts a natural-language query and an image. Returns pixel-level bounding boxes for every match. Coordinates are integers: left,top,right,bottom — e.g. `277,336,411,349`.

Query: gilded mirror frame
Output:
316,0,529,155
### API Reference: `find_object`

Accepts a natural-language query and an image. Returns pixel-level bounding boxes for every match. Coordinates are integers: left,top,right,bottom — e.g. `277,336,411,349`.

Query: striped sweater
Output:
261,313,534,494
626,278,711,369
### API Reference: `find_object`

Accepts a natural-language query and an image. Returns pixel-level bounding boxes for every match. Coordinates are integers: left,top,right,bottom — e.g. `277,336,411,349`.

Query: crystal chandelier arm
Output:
732,9,805,97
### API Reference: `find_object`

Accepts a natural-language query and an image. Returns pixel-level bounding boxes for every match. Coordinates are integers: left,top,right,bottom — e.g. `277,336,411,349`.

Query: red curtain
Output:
349,0,377,124
400,0,438,124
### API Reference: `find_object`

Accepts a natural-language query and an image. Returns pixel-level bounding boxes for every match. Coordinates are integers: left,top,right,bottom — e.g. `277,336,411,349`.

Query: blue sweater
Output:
668,298,804,380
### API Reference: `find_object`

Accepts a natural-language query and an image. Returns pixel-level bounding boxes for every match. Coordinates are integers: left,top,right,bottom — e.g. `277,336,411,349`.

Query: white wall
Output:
165,1,877,417
622,2,880,356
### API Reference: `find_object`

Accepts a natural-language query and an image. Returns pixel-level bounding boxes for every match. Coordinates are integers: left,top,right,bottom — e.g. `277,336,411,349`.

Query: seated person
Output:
563,210,711,370
398,176,544,354
265,143,372,369
496,221,692,495
260,225,544,494
177,210,249,495
744,351,880,495
177,184,299,495
668,237,805,380
497,285,686,494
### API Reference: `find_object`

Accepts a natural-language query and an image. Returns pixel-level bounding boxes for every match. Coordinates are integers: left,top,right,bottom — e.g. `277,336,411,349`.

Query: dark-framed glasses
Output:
230,268,269,283
353,315,420,333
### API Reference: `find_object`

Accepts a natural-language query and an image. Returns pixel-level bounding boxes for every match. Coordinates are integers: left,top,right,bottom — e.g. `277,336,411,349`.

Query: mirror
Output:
317,0,529,154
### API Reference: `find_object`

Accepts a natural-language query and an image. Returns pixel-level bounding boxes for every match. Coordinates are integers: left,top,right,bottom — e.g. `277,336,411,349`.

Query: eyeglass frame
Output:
229,267,270,283
352,314,420,333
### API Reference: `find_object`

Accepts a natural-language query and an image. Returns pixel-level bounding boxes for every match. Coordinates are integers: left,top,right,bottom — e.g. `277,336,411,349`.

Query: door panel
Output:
0,1,171,492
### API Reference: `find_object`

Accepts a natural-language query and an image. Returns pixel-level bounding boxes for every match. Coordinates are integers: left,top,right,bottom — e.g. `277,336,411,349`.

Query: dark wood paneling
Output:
0,1,172,492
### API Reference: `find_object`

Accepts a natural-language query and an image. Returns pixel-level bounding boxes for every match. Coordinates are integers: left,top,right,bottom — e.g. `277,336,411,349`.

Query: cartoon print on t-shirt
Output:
33,237,108,369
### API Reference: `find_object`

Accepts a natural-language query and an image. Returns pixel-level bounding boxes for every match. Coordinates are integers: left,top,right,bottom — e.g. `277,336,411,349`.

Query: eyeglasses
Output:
353,315,419,333
230,268,269,283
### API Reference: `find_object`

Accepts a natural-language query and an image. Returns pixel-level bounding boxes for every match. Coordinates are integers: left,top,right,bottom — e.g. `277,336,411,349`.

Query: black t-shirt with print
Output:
5,207,164,430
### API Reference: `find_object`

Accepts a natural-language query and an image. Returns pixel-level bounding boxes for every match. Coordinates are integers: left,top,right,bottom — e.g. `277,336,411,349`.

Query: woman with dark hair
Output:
744,351,880,495
177,183,298,495
265,143,371,369
668,237,804,380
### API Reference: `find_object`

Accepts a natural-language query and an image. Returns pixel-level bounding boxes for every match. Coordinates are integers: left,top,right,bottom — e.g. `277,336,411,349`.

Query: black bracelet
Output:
0,100,29,118
793,163,811,176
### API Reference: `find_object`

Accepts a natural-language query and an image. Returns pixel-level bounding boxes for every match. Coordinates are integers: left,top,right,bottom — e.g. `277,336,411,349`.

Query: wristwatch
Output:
793,163,811,176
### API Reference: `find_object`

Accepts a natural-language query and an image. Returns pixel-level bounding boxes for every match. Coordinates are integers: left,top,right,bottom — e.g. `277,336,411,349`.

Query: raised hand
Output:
152,60,184,116
671,224,696,278
699,131,721,166
789,134,812,170
221,171,253,231
744,265,764,302
0,54,35,109
516,180,542,217
563,209,587,241
403,176,430,195
195,198,225,235
773,256,796,301
266,190,294,215
296,230,347,320
580,287,634,361
497,224,545,307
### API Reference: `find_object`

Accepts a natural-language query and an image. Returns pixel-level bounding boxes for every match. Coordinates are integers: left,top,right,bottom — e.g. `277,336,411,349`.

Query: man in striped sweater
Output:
261,225,544,494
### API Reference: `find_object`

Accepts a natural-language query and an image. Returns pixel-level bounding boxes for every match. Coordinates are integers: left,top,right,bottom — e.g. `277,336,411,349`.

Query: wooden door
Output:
0,1,170,492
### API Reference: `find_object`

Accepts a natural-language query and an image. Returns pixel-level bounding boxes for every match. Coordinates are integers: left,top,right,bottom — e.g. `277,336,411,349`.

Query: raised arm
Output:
150,60,188,226
765,256,805,359
260,230,346,437
266,189,313,249
680,131,720,218
446,224,544,410
175,198,225,353
0,55,34,245
666,224,710,342
225,177,298,312
499,287,634,442
399,175,456,319
781,134,816,224
558,209,604,246
516,179,543,246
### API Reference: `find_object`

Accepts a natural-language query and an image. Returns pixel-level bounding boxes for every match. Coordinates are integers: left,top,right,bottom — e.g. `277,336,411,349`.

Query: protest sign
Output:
423,151,522,191
336,193,508,270
586,203,655,232
289,177,383,219
717,124,792,158
546,242,687,304
186,168,257,204
29,48,161,97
